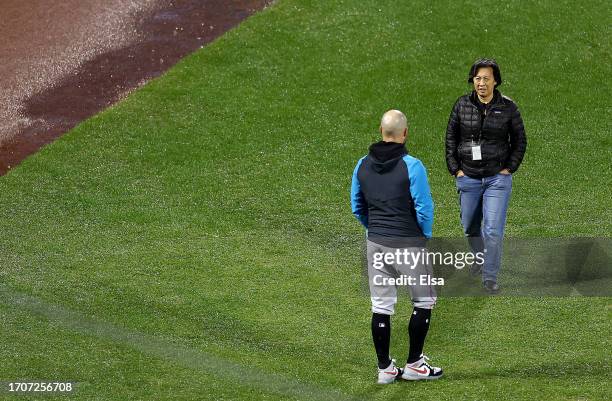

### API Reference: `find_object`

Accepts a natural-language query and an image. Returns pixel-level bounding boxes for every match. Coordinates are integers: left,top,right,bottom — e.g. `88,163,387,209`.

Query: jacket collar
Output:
469,89,503,108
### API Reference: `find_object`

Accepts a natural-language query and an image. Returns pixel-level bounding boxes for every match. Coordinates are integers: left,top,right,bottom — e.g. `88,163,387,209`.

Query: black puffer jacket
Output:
445,90,527,178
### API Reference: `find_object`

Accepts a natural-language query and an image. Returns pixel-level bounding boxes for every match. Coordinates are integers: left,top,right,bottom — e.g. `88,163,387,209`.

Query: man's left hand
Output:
500,168,511,175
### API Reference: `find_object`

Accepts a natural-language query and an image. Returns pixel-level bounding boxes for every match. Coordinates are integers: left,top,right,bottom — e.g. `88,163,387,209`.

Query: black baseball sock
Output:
371,313,392,369
407,307,432,364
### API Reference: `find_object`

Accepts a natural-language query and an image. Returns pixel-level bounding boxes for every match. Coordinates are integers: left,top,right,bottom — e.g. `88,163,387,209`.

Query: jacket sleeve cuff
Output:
505,163,518,173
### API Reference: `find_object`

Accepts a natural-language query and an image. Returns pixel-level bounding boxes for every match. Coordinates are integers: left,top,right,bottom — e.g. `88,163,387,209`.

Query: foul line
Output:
0,285,364,401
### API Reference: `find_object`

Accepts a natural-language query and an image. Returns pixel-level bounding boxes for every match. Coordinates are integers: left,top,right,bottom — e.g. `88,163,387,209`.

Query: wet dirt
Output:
0,0,271,174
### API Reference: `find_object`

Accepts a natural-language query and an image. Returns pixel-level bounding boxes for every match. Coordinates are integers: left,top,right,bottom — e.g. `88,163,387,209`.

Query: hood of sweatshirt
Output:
368,141,407,173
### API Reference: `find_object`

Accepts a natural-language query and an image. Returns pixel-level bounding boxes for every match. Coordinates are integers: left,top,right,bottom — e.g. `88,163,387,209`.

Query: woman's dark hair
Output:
468,58,502,88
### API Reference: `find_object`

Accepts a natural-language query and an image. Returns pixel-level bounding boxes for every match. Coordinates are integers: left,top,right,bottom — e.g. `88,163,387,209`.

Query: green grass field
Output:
0,0,610,400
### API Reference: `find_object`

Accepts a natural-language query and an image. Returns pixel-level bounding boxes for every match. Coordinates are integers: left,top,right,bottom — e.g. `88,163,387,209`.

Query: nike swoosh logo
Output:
383,369,398,375
408,367,428,375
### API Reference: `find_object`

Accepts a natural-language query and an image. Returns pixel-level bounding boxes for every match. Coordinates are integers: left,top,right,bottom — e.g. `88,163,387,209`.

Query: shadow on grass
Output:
445,360,610,381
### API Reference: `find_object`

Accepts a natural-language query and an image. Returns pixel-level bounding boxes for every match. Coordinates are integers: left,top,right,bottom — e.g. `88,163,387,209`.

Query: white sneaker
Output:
401,354,443,380
377,359,401,384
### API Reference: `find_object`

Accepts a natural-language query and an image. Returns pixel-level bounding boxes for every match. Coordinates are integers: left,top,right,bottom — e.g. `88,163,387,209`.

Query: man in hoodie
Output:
351,109,443,384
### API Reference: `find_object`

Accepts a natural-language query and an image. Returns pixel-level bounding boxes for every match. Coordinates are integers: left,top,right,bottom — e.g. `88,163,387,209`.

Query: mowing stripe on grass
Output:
0,285,364,401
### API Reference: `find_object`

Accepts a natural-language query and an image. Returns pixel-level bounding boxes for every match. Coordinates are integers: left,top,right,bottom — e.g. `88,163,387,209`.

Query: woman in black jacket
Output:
445,58,527,294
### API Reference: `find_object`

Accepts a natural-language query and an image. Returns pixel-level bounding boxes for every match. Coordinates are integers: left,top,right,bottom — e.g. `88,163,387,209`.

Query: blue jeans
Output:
456,173,512,283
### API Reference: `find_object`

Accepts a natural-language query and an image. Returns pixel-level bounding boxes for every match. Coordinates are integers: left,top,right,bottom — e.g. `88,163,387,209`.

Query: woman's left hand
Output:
500,168,511,175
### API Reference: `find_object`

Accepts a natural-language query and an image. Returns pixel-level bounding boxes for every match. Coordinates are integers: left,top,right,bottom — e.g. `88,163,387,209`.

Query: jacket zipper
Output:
476,104,500,144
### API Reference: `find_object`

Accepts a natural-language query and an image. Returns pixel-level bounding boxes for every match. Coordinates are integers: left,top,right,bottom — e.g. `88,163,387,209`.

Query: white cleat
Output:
377,359,401,384
401,354,443,381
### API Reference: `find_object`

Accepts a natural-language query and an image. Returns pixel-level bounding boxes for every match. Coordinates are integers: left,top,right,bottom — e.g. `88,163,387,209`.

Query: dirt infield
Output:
0,0,271,175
